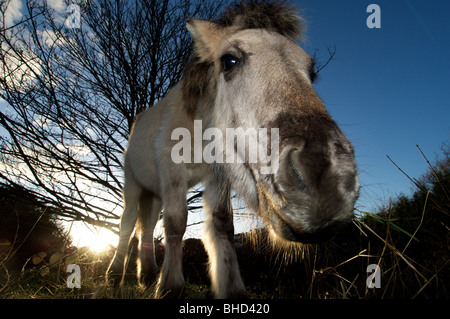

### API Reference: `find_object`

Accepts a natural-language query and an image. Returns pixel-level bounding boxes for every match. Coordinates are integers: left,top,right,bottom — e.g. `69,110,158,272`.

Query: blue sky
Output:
295,0,450,211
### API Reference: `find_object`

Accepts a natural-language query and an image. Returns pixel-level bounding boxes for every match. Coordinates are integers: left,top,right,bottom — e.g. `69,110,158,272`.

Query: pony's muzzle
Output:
271,142,357,244
278,218,350,244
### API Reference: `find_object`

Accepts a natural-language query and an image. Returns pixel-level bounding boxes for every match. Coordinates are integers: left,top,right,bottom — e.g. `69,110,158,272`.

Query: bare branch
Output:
0,0,226,231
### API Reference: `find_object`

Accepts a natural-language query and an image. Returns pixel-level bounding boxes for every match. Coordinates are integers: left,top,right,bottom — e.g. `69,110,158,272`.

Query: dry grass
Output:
0,213,447,299
1,146,448,299
1,196,447,300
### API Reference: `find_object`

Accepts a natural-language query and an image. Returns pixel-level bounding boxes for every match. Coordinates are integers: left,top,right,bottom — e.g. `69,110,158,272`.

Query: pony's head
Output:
184,1,359,244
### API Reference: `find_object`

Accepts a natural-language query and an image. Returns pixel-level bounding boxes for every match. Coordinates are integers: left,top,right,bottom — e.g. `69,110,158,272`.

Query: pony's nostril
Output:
288,149,310,194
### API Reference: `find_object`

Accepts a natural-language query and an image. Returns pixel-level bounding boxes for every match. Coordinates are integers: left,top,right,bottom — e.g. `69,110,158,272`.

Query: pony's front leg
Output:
156,180,188,298
203,181,246,298
136,194,161,288
106,168,140,287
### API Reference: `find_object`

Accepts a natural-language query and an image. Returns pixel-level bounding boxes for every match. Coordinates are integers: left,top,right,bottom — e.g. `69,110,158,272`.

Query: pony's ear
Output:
186,19,229,62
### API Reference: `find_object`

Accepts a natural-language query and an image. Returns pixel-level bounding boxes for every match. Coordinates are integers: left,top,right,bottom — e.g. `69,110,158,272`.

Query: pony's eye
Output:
309,62,317,83
309,69,317,83
221,54,240,72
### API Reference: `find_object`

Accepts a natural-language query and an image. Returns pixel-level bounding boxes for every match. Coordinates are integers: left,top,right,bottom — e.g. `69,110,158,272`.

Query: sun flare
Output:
71,223,118,253
88,232,114,252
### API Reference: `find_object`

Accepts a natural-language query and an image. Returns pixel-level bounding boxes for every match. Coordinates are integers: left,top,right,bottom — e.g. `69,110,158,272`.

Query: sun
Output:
70,222,118,253
88,231,115,252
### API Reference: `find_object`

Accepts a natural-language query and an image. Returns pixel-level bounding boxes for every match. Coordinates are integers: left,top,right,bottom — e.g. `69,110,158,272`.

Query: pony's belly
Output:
186,162,210,189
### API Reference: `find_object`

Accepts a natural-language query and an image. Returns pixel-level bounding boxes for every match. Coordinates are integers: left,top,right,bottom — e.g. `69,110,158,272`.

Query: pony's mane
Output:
183,1,304,115
217,0,303,40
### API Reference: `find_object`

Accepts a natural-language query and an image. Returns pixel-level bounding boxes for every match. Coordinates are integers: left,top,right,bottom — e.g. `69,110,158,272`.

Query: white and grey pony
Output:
106,1,360,298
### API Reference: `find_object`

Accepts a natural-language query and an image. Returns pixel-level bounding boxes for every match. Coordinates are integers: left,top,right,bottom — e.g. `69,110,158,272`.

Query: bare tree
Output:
0,0,225,233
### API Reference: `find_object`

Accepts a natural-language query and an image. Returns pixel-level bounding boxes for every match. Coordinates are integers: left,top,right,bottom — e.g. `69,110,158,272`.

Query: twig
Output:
0,264,11,294
4,207,47,265
308,245,319,299
334,249,369,269
313,45,336,75
358,219,430,284
57,220,75,282
402,190,429,254
412,260,449,299
343,273,359,298
416,144,450,202
386,155,426,193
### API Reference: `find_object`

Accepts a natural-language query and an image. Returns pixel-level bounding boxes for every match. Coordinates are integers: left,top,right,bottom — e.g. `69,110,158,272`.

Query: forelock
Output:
217,0,304,40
